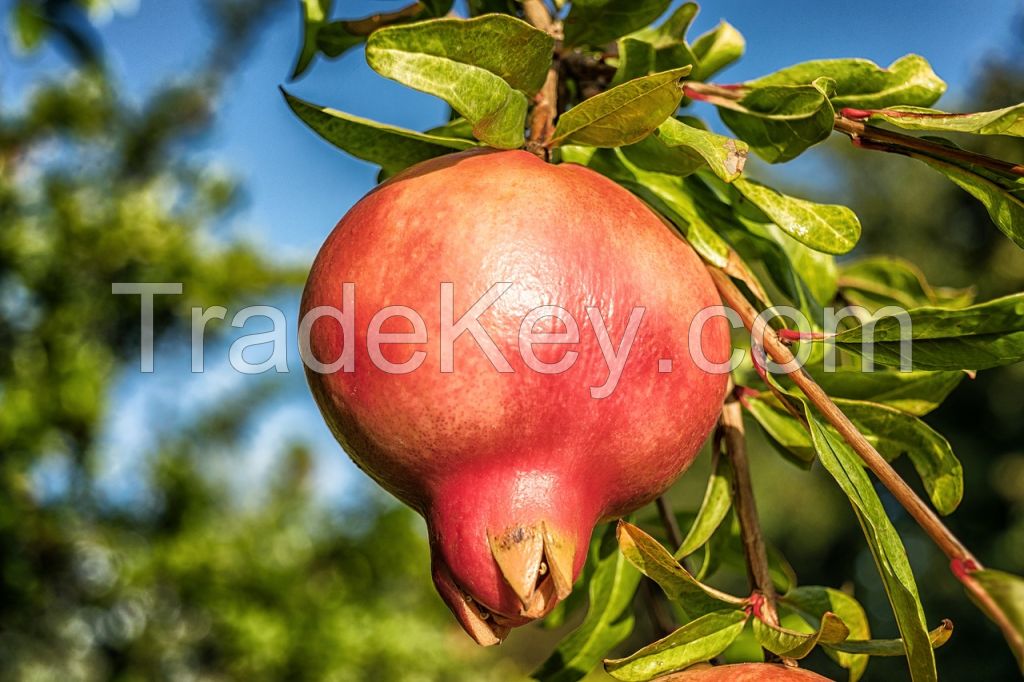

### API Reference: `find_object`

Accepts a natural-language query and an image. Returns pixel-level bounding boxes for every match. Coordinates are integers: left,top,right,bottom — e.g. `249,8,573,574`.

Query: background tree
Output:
0,1,521,679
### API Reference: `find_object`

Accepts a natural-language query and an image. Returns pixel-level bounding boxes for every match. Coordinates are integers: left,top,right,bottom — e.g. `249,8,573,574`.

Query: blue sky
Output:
6,0,1022,503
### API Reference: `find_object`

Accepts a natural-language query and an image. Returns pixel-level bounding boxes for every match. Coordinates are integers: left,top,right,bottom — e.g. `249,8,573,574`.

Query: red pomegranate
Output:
660,663,833,681
301,149,730,644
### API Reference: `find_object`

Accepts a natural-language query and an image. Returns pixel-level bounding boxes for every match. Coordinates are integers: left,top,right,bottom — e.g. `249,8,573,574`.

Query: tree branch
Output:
522,0,559,156
708,265,974,563
684,82,1024,178
707,263,1024,664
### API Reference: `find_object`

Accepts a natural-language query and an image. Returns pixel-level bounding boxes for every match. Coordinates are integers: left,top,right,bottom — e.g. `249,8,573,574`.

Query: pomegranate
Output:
301,149,730,644
661,663,833,681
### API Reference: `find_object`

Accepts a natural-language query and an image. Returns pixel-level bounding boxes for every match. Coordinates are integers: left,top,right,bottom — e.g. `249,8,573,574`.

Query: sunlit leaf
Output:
963,569,1024,671
365,15,555,148
292,0,332,78
919,156,1024,249
585,149,731,266
753,611,849,659
838,256,975,313
676,452,734,558
624,2,699,73
655,117,748,182
282,91,475,176
804,412,937,682
563,0,673,49
749,55,946,109
718,77,836,163
849,104,1024,137
784,586,871,681
834,292,1024,370
532,523,642,682
691,20,745,81
745,397,815,465
835,398,963,515
610,37,657,86
732,177,861,254
804,368,964,416
616,521,744,617
604,610,748,681
828,620,953,657
551,66,691,148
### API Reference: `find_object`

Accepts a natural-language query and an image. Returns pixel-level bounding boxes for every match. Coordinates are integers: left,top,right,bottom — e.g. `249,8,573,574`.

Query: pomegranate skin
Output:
301,149,730,642
661,663,833,681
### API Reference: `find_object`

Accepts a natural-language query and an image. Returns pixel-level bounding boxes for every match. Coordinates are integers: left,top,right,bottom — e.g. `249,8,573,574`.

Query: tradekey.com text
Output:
113,282,914,398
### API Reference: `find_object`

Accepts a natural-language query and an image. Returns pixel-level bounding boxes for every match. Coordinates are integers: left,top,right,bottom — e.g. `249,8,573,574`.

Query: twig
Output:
340,2,426,36
709,265,972,562
641,579,677,638
522,0,559,156
720,398,786,640
684,81,1024,178
707,264,1024,662
833,115,1024,178
656,496,684,550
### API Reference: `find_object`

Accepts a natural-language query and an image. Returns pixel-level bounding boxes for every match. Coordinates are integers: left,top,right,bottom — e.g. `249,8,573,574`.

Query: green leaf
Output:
753,611,849,659
691,21,745,81
11,0,49,54
365,15,555,148
697,513,798,595
610,38,657,86
784,586,871,681
834,398,963,515
839,256,975,313
424,117,476,140
655,117,748,182
718,78,836,163
918,156,1024,249
834,293,1024,371
551,66,692,148
292,0,332,78
420,0,455,16
964,569,1024,671
759,221,839,307
693,177,838,313
532,523,642,682
804,412,937,682
308,2,433,64
624,2,700,73
749,55,946,109
563,0,673,49
804,368,964,416
676,452,734,558
849,103,1024,137
827,620,953,657
616,521,744,617
604,610,748,681
745,397,815,465
732,178,861,254
467,0,517,15
282,91,475,176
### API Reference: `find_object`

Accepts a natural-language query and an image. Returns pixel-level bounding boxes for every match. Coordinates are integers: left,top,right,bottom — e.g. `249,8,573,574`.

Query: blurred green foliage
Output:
0,2,521,679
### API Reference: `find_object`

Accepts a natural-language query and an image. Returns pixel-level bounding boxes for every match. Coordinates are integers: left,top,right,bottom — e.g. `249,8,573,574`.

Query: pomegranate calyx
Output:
488,520,578,617
431,555,510,646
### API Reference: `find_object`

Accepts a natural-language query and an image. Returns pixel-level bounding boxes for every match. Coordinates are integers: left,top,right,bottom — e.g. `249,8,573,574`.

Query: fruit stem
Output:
720,392,790,666
522,0,559,157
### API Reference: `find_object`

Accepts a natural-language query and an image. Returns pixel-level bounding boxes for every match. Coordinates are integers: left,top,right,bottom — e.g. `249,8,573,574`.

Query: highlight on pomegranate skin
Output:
665,663,834,681
300,149,732,644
